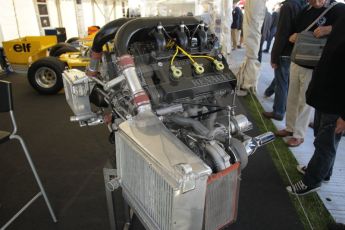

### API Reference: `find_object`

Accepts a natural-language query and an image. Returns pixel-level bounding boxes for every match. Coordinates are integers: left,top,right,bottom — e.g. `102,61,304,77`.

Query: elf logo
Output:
13,43,31,52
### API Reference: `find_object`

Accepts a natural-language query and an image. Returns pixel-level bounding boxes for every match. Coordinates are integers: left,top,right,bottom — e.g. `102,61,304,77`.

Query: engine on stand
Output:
62,17,275,230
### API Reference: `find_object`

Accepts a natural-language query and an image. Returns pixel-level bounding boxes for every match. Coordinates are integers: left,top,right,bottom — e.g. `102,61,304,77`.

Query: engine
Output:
62,17,274,230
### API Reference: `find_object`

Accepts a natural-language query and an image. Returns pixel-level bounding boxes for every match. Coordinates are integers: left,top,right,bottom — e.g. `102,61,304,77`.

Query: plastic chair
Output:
0,80,57,230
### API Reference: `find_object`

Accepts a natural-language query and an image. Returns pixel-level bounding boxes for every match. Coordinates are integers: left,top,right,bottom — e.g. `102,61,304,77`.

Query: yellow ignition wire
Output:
166,39,176,49
190,55,216,62
176,45,196,64
170,48,179,66
192,54,224,71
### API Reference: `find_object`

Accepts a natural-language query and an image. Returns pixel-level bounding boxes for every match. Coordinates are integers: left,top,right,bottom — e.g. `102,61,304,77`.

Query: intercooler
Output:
116,116,212,230
204,163,240,230
115,115,240,230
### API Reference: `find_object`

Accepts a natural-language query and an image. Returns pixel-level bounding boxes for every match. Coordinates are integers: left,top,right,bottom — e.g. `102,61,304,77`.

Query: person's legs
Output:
235,29,240,47
285,62,300,133
258,37,264,63
231,29,238,50
303,112,342,187
264,78,276,97
292,67,313,139
239,29,244,47
272,56,290,118
264,27,276,52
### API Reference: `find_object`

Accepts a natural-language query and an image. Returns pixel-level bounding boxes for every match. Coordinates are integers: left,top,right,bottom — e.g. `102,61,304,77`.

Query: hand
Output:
271,63,278,69
335,117,345,134
313,26,332,38
289,33,297,43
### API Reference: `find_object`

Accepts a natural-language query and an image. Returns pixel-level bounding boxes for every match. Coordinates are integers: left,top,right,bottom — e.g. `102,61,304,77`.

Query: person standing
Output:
263,4,280,53
262,0,306,121
258,9,272,63
231,5,243,50
238,7,244,49
275,0,344,147
287,9,345,195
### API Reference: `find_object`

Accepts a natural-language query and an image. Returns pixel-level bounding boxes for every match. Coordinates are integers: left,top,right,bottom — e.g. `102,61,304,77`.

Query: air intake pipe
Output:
86,18,133,77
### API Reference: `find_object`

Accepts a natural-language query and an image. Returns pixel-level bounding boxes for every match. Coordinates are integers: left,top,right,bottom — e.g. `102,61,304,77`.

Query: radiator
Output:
116,117,212,230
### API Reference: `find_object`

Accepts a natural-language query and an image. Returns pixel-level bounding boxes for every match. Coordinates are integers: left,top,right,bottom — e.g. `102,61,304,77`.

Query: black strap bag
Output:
291,2,338,67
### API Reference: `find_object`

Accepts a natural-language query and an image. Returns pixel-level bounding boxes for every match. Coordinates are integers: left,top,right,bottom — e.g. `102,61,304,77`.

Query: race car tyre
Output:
65,37,80,43
28,57,66,95
53,46,78,57
49,43,69,57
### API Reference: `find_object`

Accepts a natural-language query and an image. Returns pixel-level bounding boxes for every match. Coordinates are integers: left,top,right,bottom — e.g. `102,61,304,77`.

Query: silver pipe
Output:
90,77,105,87
118,55,151,112
104,75,125,91
243,132,275,156
122,67,143,95
254,132,275,147
156,104,183,116
169,116,209,136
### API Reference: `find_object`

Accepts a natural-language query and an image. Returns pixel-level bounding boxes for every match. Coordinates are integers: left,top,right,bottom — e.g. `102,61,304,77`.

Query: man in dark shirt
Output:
274,0,344,148
287,9,345,195
262,0,306,121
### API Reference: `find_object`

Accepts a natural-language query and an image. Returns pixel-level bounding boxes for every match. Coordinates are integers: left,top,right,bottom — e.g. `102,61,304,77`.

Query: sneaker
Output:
286,180,320,196
296,165,330,183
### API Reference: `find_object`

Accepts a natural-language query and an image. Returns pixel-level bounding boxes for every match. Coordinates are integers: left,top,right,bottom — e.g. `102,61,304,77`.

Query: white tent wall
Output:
0,25,4,44
82,0,97,29
114,1,124,19
0,0,39,41
13,0,40,38
59,0,79,38
47,0,61,28
0,0,125,42
90,0,106,29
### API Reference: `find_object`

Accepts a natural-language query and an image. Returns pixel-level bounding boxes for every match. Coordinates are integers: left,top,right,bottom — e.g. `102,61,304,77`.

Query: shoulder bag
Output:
291,2,338,67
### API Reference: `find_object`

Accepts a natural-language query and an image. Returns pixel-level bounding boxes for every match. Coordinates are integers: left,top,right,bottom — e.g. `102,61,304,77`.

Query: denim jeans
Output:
303,111,343,187
273,56,290,118
264,78,276,97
